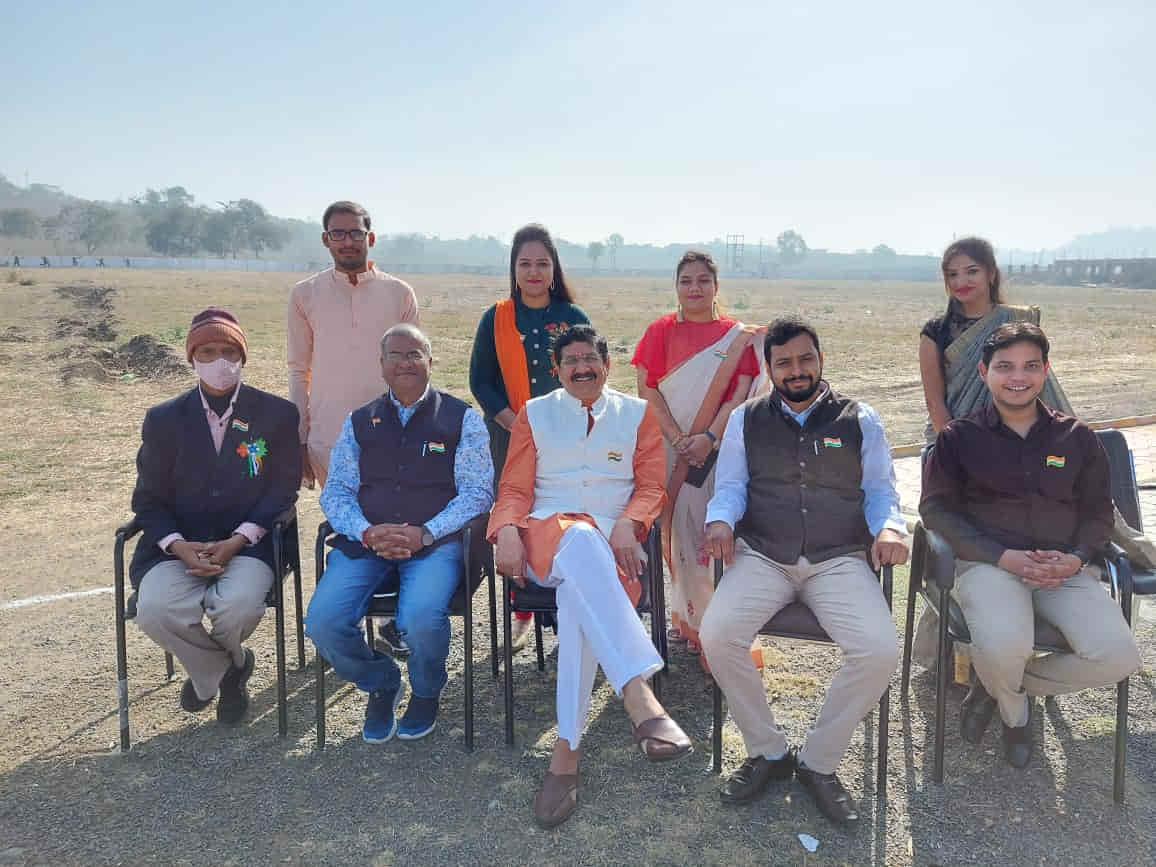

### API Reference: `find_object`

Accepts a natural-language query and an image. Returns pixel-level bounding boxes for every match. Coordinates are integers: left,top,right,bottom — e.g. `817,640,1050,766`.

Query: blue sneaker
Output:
397,695,439,740
363,685,402,743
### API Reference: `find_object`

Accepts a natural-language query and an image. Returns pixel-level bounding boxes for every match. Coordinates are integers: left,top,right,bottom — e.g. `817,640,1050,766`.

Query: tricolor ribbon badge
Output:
607,450,623,462
236,438,268,477
823,436,843,448
713,349,728,360
1045,455,1066,469
371,417,381,427
231,419,249,432
427,441,446,454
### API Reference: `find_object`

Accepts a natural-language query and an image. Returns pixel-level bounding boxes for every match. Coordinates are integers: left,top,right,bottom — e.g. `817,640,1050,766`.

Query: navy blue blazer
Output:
130,384,301,587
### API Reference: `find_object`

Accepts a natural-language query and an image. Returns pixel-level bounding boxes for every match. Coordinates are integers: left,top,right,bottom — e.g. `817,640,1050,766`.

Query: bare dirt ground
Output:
0,267,1154,865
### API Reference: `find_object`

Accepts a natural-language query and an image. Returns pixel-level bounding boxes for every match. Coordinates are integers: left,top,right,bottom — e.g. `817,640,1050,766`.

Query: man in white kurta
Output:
488,324,692,828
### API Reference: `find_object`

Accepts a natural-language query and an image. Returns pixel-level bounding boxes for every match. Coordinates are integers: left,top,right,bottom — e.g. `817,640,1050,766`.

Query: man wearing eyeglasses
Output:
288,200,419,489
306,324,493,742
488,324,691,828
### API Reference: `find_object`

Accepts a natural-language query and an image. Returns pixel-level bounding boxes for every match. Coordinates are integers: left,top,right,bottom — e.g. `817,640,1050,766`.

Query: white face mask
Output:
194,357,242,391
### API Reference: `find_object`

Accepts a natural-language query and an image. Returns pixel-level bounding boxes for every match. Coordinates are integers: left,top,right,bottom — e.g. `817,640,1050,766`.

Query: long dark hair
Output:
508,223,575,303
941,236,1003,305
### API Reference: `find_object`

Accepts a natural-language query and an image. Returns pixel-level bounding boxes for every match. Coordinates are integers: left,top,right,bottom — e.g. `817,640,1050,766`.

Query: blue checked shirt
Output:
321,387,494,544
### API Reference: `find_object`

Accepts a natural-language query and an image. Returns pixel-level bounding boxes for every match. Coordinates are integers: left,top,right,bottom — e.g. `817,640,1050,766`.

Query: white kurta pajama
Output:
488,388,667,747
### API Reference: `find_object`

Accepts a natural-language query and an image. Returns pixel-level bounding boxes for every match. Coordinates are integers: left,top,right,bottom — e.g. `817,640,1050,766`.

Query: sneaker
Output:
216,648,255,725
509,616,533,655
363,685,403,743
374,619,411,659
397,695,439,740
180,678,214,713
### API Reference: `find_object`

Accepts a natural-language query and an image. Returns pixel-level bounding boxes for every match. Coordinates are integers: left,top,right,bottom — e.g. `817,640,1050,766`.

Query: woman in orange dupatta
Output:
469,224,590,649
632,251,762,671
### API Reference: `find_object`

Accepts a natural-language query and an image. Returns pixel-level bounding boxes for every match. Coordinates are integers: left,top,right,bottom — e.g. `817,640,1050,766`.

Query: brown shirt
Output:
919,401,1112,565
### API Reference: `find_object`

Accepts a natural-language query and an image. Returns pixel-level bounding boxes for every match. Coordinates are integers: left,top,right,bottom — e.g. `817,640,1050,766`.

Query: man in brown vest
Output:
701,316,908,824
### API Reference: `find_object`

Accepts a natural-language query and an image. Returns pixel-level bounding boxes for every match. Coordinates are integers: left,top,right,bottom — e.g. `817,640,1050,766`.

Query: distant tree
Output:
776,229,808,265
588,240,605,271
135,186,204,256
872,243,897,260
389,233,426,262
606,233,624,268
62,202,122,254
202,209,240,257
0,208,40,238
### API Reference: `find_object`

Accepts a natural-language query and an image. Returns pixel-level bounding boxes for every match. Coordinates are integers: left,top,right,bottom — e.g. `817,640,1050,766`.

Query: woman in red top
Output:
632,251,762,668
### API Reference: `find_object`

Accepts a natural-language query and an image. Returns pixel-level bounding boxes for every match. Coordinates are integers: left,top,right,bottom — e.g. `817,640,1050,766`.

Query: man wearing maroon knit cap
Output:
129,308,300,726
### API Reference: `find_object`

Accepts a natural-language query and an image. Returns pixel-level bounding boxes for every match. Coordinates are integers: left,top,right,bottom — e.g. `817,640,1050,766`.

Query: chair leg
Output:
293,566,306,669
933,586,951,784
534,614,546,672
315,651,326,751
275,599,287,739
463,549,474,752
503,583,515,746
877,686,889,799
114,567,131,753
712,680,723,774
1114,676,1128,804
164,652,174,681
901,579,918,702
488,566,499,680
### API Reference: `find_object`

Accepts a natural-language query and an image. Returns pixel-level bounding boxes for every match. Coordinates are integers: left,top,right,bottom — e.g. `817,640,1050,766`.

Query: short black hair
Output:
982,321,1050,366
552,324,608,366
322,200,371,232
763,315,821,366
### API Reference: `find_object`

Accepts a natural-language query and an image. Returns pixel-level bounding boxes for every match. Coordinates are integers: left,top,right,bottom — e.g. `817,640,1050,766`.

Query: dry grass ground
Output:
0,267,1154,865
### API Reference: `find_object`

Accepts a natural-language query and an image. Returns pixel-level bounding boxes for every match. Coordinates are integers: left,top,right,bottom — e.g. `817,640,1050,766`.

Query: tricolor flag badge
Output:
713,349,728,359
607,450,623,463
371,416,381,427
823,436,843,448
1045,455,1066,468
427,441,446,454
231,419,249,432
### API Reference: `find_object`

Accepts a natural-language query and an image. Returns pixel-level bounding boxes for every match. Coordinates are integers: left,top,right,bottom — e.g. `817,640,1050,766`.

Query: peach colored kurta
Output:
487,402,666,606
287,263,418,480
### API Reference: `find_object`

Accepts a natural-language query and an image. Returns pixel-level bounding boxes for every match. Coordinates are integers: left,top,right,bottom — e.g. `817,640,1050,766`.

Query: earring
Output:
711,299,720,319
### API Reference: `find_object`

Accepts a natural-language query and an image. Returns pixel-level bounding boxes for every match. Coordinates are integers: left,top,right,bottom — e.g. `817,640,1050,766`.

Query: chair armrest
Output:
116,518,143,540
912,522,957,591
272,507,297,531
1101,542,1134,600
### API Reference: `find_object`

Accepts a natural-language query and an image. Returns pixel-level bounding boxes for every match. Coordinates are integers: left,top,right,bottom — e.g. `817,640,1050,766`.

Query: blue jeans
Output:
305,541,462,699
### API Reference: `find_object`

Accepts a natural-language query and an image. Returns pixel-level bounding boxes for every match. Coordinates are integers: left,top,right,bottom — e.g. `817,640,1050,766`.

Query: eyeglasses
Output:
559,353,602,368
384,350,426,363
325,229,368,242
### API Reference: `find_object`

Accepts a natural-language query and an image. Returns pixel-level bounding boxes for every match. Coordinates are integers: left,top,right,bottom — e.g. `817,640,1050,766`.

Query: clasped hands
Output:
363,523,425,560
997,549,1082,588
495,517,645,588
705,522,909,570
170,535,247,578
673,431,713,469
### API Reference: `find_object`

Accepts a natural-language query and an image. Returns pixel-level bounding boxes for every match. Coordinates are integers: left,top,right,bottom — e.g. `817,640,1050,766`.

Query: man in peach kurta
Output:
487,324,692,829
287,200,419,487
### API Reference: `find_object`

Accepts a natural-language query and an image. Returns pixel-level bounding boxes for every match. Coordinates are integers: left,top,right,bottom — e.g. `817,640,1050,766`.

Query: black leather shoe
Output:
1001,701,1033,769
180,678,214,713
720,749,797,804
216,648,255,725
960,680,997,744
796,763,859,824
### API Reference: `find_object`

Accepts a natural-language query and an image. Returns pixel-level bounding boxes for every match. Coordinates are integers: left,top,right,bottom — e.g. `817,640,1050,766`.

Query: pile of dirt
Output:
54,284,115,311
61,335,187,383
54,316,118,342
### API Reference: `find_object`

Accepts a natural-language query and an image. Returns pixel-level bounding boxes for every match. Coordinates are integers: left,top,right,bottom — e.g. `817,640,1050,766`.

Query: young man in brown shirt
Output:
920,322,1140,769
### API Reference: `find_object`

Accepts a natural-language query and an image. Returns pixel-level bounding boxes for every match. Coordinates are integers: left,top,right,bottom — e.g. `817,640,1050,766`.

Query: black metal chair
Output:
313,513,496,751
113,508,304,751
899,428,1150,804
709,557,893,798
497,524,668,745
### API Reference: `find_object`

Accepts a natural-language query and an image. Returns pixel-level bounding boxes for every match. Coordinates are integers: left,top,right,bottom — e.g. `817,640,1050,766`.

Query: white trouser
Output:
529,522,663,748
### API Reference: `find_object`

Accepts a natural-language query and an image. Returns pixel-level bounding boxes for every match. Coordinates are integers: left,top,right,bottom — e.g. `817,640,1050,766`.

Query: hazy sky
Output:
5,0,1154,254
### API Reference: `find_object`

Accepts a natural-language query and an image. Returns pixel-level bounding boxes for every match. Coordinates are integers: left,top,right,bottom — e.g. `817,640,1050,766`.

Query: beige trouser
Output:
700,541,898,774
135,556,274,701
952,560,1141,727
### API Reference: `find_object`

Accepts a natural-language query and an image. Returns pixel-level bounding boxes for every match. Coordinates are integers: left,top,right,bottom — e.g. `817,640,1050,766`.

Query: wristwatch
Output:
420,526,434,547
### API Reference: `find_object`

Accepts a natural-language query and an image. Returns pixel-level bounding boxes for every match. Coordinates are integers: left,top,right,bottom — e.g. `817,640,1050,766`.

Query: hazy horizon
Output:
5,0,1154,256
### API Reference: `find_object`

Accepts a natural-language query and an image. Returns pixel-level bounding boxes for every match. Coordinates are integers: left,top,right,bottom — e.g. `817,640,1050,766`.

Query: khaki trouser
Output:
135,556,274,701
952,560,1141,727
700,541,897,774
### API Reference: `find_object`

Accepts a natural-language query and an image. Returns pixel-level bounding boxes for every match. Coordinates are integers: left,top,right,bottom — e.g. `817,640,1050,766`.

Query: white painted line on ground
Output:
0,586,113,611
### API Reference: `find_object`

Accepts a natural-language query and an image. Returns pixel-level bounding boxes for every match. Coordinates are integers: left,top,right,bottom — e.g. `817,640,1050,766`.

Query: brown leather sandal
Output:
533,771,579,828
632,714,693,762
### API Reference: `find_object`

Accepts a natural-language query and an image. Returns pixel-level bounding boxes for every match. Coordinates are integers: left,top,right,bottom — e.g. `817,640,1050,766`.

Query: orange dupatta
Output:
494,298,532,413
